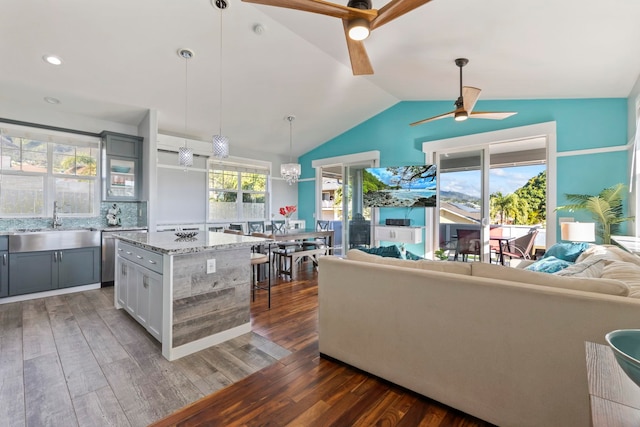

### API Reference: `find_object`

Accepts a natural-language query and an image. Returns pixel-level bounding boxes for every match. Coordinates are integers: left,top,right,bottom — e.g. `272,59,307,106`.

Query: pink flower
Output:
279,205,297,218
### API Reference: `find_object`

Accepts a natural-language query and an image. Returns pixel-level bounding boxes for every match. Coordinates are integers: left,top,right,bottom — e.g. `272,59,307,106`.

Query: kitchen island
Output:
113,231,269,360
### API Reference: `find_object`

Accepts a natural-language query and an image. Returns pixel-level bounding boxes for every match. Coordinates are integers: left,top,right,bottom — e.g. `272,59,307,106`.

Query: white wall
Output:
0,100,139,135
156,134,298,225
629,74,640,237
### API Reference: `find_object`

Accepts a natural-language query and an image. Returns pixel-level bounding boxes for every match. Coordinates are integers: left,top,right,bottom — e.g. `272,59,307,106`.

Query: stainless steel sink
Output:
9,230,100,252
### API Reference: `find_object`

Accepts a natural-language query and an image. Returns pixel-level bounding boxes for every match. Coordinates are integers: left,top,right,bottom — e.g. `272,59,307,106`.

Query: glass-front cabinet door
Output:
105,156,138,200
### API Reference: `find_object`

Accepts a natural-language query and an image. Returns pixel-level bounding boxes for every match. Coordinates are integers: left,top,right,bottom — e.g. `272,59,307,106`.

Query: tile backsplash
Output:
0,201,147,231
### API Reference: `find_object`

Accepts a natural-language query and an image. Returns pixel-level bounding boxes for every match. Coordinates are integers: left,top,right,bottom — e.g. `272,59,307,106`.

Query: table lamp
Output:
561,222,596,242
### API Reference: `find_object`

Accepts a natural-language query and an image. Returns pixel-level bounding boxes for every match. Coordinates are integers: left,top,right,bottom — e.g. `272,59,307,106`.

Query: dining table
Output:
272,228,335,254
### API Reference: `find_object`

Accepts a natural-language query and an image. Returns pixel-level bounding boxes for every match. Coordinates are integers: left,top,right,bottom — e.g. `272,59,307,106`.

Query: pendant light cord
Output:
219,6,223,136
289,117,293,163
184,55,188,145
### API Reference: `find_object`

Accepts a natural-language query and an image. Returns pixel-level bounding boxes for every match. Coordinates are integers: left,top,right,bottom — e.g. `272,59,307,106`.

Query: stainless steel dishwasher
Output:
101,228,147,286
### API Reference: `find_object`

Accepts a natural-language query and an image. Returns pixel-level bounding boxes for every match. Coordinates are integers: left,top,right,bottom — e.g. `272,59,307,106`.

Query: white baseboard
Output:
164,322,252,361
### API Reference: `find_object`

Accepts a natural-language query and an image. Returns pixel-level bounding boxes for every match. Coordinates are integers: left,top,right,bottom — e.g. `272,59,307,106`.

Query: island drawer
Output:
117,241,163,274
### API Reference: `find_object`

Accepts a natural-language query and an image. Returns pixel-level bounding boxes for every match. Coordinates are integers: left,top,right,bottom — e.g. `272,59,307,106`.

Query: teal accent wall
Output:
298,98,629,241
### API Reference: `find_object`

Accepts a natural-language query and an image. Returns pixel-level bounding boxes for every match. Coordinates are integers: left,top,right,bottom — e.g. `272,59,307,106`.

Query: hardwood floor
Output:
151,263,494,427
0,286,290,427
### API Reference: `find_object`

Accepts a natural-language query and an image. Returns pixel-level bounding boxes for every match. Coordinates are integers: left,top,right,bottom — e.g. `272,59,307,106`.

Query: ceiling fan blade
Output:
409,111,455,127
469,111,518,120
242,0,377,20
343,20,373,75
370,0,433,30
462,86,481,113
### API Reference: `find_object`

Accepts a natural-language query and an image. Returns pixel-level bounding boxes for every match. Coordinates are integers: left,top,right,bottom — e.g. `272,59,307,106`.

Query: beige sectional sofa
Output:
318,246,640,427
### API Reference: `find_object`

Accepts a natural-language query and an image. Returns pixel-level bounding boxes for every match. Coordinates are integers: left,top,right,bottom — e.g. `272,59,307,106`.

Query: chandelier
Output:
178,48,194,168
281,115,301,185
212,0,229,159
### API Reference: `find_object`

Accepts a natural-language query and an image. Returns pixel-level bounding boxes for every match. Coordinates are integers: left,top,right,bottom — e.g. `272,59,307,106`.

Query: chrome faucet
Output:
52,201,62,229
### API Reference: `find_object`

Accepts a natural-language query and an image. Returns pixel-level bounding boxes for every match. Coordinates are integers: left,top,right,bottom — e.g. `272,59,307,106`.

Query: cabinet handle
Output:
59,251,63,262
118,248,123,252
53,251,57,262
2,253,6,265
136,255,143,259
126,251,132,255
148,259,156,265
143,276,149,288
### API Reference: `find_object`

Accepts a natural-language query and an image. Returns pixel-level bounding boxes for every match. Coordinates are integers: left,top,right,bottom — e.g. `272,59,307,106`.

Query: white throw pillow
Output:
471,262,630,296
554,256,612,278
601,261,640,298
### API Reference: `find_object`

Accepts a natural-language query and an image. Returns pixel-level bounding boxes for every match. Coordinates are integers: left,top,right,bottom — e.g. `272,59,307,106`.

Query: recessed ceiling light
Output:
44,97,61,104
43,55,63,66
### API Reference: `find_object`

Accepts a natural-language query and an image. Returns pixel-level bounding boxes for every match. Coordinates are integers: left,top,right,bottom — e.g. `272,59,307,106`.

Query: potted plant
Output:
556,183,634,244
434,248,449,260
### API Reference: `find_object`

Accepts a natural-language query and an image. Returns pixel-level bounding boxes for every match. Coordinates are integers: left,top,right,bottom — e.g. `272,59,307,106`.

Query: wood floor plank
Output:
46,296,109,398
24,352,78,427
72,385,132,427
0,373,25,427
66,293,131,365
22,299,57,360
0,301,23,335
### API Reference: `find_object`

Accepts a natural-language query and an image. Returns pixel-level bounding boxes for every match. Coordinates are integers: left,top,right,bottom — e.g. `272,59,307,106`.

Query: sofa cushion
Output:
601,261,640,298
357,245,402,258
525,256,573,273
577,244,640,267
542,242,590,262
471,262,630,296
554,256,611,278
346,249,471,275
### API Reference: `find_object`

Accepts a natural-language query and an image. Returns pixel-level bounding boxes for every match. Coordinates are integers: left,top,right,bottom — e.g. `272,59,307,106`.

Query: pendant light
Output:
281,115,301,185
212,0,229,159
178,48,194,168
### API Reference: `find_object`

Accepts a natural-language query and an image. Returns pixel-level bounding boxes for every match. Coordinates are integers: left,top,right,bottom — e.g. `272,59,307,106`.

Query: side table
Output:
586,341,640,426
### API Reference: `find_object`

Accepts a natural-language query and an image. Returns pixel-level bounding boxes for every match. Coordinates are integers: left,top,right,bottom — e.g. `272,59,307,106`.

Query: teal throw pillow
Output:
359,245,402,258
405,250,423,260
525,256,573,274
542,242,590,262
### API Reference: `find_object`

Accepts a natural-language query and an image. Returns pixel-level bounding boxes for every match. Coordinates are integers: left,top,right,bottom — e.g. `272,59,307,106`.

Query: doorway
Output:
312,151,379,256
436,138,547,263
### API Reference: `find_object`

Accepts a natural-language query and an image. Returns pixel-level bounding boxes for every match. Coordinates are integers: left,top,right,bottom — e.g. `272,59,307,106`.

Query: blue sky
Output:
440,164,545,198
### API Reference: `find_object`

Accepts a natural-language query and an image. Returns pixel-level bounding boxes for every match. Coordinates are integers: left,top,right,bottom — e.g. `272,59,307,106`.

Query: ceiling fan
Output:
410,58,517,126
240,0,434,75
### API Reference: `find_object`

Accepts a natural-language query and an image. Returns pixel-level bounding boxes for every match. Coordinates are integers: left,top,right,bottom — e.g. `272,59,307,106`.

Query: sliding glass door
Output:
437,148,491,262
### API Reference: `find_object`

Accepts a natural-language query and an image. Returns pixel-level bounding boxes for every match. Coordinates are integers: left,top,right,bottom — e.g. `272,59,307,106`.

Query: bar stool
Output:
250,251,271,308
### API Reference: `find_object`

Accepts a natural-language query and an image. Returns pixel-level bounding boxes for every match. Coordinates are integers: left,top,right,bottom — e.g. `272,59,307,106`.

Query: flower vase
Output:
284,217,291,230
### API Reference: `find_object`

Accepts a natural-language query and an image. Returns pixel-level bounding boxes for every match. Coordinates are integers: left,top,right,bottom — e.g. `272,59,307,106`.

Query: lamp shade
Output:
561,222,596,242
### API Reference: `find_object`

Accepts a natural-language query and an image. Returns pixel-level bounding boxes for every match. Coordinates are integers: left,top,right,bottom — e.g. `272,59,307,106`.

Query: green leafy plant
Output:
434,248,448,260
556,183,634,244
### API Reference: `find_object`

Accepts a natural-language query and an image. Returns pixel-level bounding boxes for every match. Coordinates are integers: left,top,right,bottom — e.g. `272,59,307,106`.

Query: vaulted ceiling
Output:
1,0,639,157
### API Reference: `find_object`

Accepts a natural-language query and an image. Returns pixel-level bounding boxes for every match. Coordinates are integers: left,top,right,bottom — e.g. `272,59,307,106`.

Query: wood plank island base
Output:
114,231,270,361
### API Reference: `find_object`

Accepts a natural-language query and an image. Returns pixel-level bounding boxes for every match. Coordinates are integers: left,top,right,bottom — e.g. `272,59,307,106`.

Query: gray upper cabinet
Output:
101,131,143,201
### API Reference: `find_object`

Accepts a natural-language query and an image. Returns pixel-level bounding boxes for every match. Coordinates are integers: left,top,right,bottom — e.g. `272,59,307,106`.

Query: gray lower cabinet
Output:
116,249,163,342
0,236,8,297
0,251,7,297
9,247,100,296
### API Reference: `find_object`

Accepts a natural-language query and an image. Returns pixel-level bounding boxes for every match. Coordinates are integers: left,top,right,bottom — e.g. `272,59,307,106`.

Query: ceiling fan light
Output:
454,110,469,122
348,18,370,41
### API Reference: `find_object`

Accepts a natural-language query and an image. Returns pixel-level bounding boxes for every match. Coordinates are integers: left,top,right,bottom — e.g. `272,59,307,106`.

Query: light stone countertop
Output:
114,231,271,255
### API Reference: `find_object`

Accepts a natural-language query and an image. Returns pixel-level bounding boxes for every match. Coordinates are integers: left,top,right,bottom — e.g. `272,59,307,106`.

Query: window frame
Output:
207,161,270,222
0,126,101,218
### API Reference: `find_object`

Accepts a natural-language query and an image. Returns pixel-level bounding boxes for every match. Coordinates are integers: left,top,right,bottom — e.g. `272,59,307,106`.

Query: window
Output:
208,163,269,221
0,128,100,217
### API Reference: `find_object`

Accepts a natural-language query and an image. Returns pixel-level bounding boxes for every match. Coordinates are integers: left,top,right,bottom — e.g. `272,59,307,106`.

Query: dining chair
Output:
271,220,286,234
502,229,539,263
454,229,481,262
248,221,265,233
228,223,244,232
303,220,331,250
250,249,271,309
